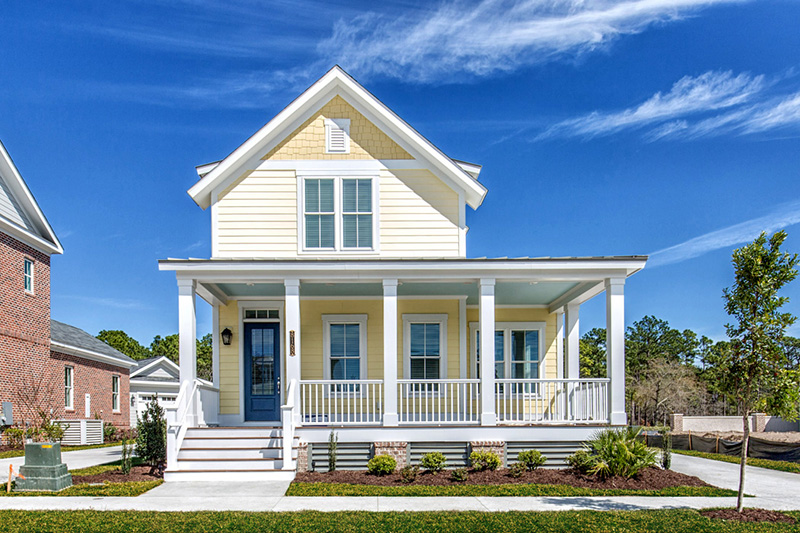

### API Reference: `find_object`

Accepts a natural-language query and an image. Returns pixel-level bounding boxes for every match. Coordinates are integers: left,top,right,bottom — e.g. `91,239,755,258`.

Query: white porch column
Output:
565,302,580,379
211,304,220,390
606,278,627,426
284,279,301,421
383,279,399,426
479,278,496,426
555,309,565,380
178,279,197,386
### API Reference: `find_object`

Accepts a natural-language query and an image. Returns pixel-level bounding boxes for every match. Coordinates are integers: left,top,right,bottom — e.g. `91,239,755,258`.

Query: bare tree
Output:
632,357,702,426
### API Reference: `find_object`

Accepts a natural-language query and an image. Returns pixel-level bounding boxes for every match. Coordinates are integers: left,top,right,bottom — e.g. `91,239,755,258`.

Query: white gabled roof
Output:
188,66,488,210
0,140,63,255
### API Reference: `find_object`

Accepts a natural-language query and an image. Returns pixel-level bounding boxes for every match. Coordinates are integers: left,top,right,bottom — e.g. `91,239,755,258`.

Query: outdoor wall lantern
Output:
221,328,233,346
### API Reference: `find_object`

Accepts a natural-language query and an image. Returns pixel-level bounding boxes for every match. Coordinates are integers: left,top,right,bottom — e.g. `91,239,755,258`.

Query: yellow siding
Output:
466,308,558,379
380,169,461,257
263,96,412,161
216,170,297,257
218,302,240,414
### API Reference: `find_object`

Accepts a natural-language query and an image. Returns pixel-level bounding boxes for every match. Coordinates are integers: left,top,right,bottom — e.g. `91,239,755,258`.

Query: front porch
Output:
159,257,644,478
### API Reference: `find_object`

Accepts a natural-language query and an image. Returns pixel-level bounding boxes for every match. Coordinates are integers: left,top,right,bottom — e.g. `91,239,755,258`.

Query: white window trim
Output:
325,118,351,154
322,314,368,384
297,175,380,255
23,258,34,295
112,375,120,413
468,321,546,380
402,314,448,380
64,366,74,411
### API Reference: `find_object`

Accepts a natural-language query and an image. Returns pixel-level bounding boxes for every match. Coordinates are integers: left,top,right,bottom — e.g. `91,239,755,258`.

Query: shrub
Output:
659,427,672,470
509,462,527,478
367,454,396,476
567,428,657,479
104,423,118,443
327,430,338,472
517,449,547,471
3,427,24,449
120,438,134,475
451,468,468,482
470,450,501,471
399,465,419,484
420,451,447,474
136,399,166,474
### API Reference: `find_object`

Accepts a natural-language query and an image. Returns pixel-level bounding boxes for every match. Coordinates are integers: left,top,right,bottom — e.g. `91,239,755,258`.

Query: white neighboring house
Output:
130,356,211,426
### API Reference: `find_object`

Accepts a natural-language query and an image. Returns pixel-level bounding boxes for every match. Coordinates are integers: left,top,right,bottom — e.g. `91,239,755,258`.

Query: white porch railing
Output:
495,378,609,424
165,379,220,471
299,380,383,425
281,379,298,471
398,379,480,424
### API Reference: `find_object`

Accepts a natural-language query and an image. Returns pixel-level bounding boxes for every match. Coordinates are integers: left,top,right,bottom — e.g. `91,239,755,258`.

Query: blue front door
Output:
244,322,281,421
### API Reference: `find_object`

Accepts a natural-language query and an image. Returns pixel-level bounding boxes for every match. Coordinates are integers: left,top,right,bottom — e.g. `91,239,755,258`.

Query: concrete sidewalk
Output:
0,445,122,474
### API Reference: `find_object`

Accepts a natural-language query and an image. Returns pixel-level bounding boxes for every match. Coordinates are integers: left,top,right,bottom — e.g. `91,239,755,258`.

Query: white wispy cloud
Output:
322,0,745,83
539,70,766,139
648,199,800,268
58,295,152,310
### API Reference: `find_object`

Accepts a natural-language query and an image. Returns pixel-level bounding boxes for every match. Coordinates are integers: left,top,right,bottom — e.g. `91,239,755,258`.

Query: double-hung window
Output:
302,177,375,252
323,315,367,393
471,322,546,384
112,376,120,412
23,258,34,293
64,367,74,410
403,315,448,392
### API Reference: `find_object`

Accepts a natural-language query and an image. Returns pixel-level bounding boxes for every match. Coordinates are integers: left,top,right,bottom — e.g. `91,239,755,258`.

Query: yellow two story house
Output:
159,66,646,481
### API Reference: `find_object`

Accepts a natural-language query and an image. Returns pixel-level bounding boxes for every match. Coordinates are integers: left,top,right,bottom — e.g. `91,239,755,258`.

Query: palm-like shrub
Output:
567,428,656,479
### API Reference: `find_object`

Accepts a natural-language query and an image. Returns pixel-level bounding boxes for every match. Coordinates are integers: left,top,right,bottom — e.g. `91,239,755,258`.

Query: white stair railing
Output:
165,379,220,471
281,379,298,471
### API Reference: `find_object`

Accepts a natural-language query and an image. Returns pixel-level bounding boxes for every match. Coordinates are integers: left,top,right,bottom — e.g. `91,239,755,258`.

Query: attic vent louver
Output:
325,118,350,154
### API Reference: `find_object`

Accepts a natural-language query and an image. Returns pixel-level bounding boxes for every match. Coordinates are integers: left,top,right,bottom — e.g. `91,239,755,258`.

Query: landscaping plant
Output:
719,230,800,512
136,399,166,475
450,468,468,482
327,430,338,472
420,451,447,474
517,449,547,471
566,428,656,479
367,454,396,476
103,423,118,443
658,427,671,470
509,462,527,478
470,450,501,471
399,465,419,483
120,431,134,475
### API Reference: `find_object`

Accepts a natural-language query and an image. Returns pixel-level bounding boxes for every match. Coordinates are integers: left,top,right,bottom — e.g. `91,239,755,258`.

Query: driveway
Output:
670,452,800,508
0,445,122,474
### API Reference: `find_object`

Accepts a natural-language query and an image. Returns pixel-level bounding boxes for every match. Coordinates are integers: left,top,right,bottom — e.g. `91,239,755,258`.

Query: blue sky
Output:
1,0,799,346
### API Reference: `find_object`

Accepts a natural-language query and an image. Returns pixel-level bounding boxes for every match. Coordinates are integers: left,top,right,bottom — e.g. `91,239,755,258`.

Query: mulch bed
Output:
72,466,162,484
295,467,710,490
700,508,796,523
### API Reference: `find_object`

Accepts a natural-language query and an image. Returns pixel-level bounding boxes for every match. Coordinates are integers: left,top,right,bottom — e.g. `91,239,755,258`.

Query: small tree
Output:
721,230,800,512
136,399,167,475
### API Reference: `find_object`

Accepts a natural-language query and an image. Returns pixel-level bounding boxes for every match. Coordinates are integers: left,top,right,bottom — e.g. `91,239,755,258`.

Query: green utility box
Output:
14,442,73,491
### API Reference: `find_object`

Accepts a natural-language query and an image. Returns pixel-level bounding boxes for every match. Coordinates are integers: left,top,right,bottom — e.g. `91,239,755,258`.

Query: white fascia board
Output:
188,66,487,210
196,282,229,306
159,258,647,283
0,141,63,254
0,217,62,255
130,356,180,378
547,281,605,313
51,341,138,369
130,379,180,390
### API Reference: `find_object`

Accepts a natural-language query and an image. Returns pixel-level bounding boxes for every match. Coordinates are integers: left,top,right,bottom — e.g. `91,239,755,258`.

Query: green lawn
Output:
286,482,739,497
1,481,162,497
0,510,796,533
0,441,122,459
674,450,800,474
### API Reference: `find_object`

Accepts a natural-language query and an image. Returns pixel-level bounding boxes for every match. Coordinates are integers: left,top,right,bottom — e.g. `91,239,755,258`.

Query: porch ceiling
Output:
212,280,580,306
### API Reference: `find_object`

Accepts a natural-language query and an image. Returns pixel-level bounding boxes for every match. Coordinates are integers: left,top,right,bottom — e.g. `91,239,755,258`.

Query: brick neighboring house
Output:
0,139,136,437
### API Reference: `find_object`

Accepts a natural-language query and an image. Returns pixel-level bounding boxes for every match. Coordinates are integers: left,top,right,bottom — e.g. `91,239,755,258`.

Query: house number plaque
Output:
290,330,296,356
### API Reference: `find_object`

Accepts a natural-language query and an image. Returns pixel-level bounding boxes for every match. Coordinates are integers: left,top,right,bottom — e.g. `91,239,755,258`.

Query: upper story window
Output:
23,258,34,294
302,177,376,252
325,118,350,153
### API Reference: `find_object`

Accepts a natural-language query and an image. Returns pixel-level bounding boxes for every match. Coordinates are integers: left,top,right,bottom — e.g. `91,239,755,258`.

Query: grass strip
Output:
674,450,800,474
0,510,796,533
0,441,123,459
286,482,738,497
1,480,162,497
69,457,146,476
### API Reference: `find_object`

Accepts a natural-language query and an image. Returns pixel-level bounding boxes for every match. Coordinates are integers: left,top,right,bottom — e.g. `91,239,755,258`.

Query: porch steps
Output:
165,427,298,482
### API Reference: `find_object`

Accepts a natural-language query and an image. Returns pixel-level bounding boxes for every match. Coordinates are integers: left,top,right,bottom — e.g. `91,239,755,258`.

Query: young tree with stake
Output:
722,230,800,513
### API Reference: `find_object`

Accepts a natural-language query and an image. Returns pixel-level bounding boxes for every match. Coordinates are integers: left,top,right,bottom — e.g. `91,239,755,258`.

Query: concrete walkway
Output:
0,445,122,474
1,454,798,512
